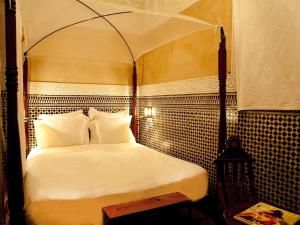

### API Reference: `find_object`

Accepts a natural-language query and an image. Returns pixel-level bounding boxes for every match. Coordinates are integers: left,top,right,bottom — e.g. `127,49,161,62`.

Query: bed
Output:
25,142,208,225
4,1,228,224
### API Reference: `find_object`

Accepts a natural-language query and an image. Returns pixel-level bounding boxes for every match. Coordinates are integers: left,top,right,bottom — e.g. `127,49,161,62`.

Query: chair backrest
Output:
215,137,257,208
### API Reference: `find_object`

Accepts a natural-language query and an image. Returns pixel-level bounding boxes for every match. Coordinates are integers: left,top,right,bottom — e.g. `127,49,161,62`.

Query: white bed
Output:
25,142,208,225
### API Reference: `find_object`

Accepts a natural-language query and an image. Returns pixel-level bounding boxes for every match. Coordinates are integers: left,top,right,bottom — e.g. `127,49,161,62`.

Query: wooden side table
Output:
102,192,192,225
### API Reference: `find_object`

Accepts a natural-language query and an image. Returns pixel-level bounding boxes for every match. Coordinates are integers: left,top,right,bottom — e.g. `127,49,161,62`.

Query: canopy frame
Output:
23,0,139,144
4,0,25,224
24,11,133,55
4,0,227,223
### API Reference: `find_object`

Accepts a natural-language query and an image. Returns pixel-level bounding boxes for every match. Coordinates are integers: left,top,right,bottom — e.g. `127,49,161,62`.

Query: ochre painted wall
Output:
27,0,231,86
139,0,232,85
29,56,133,85
27,26,133,85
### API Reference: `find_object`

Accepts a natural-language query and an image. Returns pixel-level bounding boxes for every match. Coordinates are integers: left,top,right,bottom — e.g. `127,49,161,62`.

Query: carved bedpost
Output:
23,54,29,153
218,27,227,154
132,61,138,141
4,0,25,224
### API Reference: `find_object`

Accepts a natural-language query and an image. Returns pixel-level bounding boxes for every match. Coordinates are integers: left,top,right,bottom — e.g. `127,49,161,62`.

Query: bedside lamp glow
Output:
144,107,154,117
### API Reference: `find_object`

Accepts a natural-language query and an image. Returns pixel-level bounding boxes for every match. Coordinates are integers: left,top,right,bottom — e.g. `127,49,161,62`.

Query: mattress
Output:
25,142,208,225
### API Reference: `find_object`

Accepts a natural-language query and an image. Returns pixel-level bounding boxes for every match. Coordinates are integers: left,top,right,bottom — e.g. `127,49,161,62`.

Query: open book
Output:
234,202,300,225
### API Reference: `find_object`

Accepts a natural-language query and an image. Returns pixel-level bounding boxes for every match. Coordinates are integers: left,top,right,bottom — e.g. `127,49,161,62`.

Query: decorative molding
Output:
28,82,132,96
138,74,236,96
28,74,236,97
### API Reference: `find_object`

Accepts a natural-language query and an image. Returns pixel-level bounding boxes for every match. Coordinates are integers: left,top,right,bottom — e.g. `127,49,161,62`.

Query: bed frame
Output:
3,0,227,224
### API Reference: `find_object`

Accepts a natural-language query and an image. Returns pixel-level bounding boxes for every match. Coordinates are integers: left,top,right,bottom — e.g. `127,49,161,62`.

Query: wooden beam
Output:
102,192,190,224
132,62,138,141
218,27,227,154
4,0,25,224
23,54,29,153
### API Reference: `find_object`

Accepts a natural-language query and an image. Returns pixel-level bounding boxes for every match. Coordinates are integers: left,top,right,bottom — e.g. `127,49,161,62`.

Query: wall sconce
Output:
144,106,155,118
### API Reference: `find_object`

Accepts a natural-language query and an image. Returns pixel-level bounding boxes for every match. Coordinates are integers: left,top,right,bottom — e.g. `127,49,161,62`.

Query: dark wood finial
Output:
218,26,227,154
220,26,226,44
5,0,16,13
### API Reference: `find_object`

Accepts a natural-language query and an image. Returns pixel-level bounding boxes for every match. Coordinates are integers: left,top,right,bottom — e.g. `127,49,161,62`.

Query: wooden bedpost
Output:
4,0,25,224
23,53,29,153
132,61,138,141
218,27,227,154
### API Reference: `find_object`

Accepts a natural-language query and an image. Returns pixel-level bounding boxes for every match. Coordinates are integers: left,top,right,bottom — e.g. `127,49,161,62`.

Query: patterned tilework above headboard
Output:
238,111,300,213
138,93,238,195
27,95,132,153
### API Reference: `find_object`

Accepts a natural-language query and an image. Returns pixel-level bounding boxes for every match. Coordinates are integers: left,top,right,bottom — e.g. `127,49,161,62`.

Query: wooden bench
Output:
102,192,191,225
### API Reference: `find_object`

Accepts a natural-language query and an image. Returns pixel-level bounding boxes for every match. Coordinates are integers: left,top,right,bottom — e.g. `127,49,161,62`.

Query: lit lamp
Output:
144,106,155,118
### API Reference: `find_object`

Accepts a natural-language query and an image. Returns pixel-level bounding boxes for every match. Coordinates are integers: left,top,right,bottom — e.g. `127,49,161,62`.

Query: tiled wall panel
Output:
138,93,238,195
138,93,299,213
238,111,300,213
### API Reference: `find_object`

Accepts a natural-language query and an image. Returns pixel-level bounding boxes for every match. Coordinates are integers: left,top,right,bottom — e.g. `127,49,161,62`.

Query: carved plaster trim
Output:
28,82,132,96
138,74,236,96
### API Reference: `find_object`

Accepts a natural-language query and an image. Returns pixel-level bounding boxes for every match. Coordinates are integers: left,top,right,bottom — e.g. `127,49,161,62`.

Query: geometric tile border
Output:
29,82,132,96
138,73,236,96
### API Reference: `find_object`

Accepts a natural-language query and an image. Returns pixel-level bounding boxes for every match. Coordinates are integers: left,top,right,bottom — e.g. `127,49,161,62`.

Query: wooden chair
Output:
215,136,257,225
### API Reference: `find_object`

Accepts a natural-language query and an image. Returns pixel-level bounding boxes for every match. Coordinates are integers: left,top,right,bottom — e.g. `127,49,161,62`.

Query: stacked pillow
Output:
34,108,135,149
88,108,135,144
34,110,89,149
37,110,83,120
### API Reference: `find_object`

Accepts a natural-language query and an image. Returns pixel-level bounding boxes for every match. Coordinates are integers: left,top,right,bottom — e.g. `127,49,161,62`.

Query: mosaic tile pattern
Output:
138,93,238,195
238,111,300,213
138,93,299,213
27,95,132,152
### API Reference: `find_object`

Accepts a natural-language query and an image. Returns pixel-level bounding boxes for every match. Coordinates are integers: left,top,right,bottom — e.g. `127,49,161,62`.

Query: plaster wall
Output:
139,0,232,85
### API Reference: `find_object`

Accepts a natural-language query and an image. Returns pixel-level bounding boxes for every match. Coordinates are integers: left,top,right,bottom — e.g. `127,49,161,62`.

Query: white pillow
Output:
88,108,128,121
37,110,83,120
89,116,135,144
34,114,89,149
89,120,101,144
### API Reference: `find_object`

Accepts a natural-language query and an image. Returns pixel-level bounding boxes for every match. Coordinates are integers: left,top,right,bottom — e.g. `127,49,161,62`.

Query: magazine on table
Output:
234,202,300,225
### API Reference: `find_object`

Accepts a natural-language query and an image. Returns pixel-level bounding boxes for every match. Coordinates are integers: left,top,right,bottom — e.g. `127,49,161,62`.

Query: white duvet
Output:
25,143,208,202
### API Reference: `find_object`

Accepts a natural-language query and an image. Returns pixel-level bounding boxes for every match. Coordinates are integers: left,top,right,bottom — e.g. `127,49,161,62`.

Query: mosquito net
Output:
20,0,216,63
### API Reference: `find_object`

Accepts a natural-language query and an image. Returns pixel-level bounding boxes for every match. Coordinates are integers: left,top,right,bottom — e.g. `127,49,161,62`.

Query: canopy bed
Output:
4,0,228,225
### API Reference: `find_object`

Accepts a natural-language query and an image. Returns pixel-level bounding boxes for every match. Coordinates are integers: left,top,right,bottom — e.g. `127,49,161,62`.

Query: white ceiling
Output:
21,0,212,62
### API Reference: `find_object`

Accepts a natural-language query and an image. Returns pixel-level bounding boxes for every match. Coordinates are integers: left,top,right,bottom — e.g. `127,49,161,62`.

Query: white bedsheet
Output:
25,143,208,202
